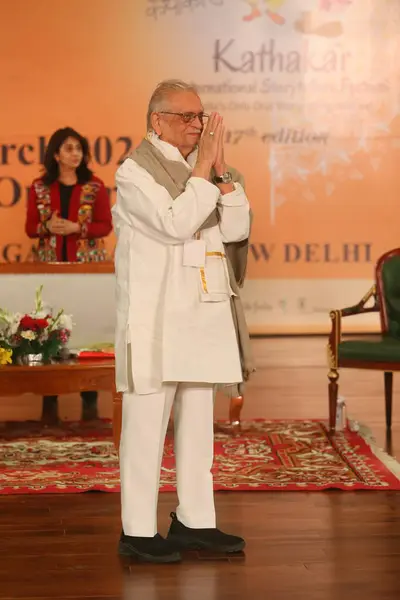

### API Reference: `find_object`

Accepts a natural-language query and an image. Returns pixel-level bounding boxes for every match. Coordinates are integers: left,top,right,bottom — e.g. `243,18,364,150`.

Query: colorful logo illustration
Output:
242,0,353,38
243,0,287,25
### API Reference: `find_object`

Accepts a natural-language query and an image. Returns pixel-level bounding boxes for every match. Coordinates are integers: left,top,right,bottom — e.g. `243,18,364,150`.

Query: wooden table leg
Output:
112,390,123,452
229,396,244,431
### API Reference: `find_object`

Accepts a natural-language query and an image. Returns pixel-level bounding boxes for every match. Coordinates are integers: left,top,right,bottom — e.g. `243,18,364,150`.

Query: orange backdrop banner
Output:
1,0,400,332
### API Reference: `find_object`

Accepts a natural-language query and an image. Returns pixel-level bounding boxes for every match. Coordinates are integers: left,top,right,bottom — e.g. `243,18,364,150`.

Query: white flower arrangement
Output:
0,286,74,364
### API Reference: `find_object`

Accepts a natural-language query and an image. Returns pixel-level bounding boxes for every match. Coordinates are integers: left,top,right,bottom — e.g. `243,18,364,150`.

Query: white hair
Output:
146,79,199,130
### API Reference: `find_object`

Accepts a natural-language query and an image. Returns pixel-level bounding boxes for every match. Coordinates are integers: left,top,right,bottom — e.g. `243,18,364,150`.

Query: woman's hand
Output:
46,212,80,235
60,220,81,235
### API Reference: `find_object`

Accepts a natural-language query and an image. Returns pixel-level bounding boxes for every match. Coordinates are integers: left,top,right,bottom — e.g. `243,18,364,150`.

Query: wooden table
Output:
0,359,122,448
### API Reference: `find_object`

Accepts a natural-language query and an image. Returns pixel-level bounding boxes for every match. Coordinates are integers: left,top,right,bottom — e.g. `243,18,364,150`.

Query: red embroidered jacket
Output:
25,176,112,262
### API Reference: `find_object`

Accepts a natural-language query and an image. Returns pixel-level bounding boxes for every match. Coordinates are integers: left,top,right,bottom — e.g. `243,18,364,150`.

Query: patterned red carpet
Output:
0,419,399,494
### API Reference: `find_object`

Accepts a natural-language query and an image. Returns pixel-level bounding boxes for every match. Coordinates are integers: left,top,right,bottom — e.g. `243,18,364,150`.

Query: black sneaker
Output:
166,512,245,553
118,531,181,564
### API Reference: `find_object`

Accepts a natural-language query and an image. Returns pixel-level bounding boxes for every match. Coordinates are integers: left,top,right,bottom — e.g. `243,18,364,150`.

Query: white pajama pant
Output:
120,383,216,537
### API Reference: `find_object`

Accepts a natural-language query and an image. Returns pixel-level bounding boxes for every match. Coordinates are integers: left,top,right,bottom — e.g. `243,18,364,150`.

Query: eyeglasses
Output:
159,111,209,124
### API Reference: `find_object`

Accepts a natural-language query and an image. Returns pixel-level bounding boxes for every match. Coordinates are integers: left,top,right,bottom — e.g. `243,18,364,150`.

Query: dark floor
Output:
0,337,399,599
0,492,399,600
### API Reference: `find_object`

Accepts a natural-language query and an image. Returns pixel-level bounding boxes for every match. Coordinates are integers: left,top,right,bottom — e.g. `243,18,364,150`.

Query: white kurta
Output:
112,134,250,395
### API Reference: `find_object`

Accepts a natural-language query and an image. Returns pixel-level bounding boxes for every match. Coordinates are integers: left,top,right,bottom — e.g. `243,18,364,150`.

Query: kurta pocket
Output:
199,252,231,302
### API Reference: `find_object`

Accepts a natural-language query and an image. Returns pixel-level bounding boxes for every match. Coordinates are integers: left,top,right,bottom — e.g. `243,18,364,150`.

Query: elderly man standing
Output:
113,79,252,563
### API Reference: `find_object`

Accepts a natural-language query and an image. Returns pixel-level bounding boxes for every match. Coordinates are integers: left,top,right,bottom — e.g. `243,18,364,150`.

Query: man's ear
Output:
150,113,162,136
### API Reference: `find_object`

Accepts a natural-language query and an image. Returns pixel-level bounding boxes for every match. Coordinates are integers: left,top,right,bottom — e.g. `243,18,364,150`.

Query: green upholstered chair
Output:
327,248,400,432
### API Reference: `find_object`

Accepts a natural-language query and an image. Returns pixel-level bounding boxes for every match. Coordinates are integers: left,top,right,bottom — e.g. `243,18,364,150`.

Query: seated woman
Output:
25,127,112,423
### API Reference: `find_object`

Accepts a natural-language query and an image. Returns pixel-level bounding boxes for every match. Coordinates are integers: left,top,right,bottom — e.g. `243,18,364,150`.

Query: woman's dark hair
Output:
42,127,93,185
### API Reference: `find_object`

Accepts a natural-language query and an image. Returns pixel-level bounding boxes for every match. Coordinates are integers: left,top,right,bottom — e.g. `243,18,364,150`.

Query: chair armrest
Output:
340,285,379,317
327,285,379,368
341,305,379,316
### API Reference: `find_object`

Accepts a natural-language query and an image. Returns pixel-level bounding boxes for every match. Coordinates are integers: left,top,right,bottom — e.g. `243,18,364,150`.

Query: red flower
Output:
19,315,49,331
35,318,49,329
20,316,36,330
